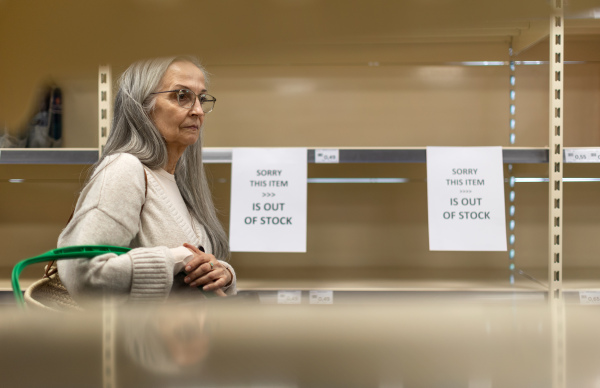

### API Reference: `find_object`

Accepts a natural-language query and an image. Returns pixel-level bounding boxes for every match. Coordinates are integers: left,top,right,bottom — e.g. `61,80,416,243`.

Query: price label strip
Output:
277,290,302,304
315,149,339,164
309,290,334,304
564,148,600,163
579,291,600,305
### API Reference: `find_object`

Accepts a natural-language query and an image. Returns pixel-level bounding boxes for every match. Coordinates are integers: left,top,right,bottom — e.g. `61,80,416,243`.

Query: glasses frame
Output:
151,89,217,113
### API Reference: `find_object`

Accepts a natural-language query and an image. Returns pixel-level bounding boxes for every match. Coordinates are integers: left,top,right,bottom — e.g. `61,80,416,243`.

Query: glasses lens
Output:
200,94,216,113
177,90,196,109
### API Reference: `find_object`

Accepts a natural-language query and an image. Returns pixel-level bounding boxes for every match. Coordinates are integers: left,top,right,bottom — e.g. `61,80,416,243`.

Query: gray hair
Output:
97,56,229,260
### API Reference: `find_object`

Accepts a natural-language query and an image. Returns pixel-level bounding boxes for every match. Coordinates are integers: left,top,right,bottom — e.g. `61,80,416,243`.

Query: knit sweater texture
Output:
57,153,236,303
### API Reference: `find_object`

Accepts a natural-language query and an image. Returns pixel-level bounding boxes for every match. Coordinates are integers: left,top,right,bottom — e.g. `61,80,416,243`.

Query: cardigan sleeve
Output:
57,153,175,302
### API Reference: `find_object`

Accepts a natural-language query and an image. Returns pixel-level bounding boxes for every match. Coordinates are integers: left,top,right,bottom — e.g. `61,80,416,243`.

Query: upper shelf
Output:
305,147,549,164
0,148,99,165
0,147,598,165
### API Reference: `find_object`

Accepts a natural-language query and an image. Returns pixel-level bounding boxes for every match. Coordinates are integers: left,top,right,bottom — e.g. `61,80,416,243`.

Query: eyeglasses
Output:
151,89,216,113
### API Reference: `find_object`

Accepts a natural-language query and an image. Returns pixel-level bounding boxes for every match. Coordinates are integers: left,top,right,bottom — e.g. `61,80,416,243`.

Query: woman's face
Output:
151,61,207,153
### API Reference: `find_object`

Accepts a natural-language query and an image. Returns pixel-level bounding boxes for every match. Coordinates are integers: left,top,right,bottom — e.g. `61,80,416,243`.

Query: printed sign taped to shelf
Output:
229,148,307,252
426,146,507,251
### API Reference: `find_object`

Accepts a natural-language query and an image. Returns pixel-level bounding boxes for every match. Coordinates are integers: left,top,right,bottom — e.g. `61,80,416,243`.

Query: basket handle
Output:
12,245,132,308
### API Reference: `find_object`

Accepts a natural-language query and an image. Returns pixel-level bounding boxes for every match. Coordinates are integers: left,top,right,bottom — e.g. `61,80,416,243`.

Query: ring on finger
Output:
209,262,214,269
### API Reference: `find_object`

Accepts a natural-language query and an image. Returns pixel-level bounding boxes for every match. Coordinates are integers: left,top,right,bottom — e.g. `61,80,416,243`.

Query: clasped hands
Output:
182,243,231,297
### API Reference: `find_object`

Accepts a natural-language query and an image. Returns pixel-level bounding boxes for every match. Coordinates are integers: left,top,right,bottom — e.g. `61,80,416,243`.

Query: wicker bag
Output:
24,264,82,312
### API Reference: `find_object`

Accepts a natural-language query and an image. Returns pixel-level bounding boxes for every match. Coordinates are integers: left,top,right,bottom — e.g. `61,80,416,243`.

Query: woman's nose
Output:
190,97,204,116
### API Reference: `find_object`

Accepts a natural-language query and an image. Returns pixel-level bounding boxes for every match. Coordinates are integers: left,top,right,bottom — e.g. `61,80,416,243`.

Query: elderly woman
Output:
56,56,235,303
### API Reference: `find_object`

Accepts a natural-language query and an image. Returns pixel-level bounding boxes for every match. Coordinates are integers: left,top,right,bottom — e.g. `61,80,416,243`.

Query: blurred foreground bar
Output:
1,292,599,387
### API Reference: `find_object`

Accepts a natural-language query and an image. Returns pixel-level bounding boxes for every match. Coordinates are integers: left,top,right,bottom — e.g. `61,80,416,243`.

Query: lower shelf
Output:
5,268,600,294
235,268,600,292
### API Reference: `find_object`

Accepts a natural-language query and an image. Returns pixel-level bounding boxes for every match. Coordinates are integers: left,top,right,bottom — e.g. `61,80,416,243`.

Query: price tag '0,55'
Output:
564,148,600,163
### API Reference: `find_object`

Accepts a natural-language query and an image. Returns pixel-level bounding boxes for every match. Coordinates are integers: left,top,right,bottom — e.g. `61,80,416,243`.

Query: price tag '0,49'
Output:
309,290,334,304
315,149,339,163
277,290,302,304
564,148,600,163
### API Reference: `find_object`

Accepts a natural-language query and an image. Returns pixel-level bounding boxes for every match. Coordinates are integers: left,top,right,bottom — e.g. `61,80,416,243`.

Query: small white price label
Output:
564,148,600,163
277,290,302,304
315,149,339,163
579,291,600,305
309,290,333,304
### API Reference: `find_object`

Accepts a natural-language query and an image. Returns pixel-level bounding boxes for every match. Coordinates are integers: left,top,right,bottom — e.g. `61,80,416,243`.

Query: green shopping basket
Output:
11,245,131,308
12,245,216,308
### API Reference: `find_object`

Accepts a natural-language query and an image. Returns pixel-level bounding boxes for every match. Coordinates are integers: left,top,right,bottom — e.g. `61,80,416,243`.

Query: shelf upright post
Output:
507,44,517,284
549,0,564,300
549,2,566,388
102,297,116,388
98,65,113,157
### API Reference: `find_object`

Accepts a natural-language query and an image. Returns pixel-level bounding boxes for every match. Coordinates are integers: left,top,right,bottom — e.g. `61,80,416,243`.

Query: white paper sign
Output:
564,148,600,163
315,149,339,163
427,147,507,251
230,148,307,252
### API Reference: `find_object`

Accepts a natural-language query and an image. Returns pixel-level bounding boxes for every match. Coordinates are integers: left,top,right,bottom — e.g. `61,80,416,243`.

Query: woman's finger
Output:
185,262,213,283
190,268,228,289
182,243,214,274
183,243,211,265
198,276,226,291
183,243,202,255
213,289,227,297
